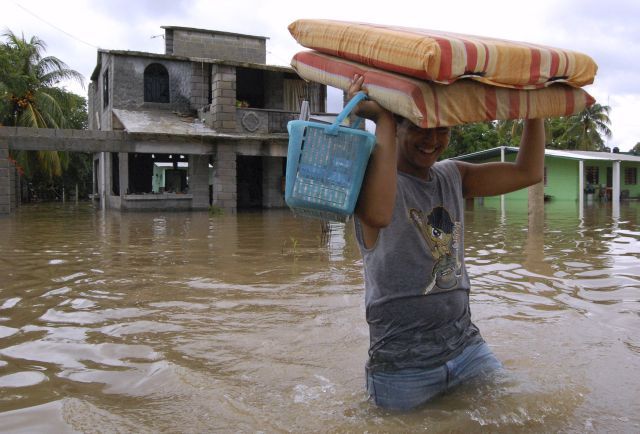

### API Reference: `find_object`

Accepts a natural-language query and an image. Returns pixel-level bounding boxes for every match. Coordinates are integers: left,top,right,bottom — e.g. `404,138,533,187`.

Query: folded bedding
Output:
289,19,597,90
291,50,595,128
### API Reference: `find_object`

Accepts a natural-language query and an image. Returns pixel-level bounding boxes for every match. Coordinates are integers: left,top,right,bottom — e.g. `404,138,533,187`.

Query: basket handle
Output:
327,91,368,135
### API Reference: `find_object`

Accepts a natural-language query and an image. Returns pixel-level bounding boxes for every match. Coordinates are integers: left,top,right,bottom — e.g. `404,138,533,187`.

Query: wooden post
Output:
500,147,506,219
528,181,545,233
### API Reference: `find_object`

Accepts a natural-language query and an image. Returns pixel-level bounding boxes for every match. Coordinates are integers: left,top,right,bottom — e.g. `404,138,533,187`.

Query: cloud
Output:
4,0,638,150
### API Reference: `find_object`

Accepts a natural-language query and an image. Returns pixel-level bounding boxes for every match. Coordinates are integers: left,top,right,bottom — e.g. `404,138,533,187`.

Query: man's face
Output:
396,120,450,177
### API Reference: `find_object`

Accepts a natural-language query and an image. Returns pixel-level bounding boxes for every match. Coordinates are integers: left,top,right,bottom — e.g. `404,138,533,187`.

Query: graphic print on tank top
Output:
409,206,463,294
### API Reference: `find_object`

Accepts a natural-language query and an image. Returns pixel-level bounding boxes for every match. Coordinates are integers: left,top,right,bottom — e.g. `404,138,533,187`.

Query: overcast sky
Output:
4,0,639,151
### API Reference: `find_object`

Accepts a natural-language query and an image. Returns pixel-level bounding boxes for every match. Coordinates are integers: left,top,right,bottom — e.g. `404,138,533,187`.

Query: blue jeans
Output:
366,341,502,411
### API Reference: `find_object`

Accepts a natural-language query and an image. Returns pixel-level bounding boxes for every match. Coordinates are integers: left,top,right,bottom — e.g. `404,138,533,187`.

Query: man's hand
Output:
347,74,390,122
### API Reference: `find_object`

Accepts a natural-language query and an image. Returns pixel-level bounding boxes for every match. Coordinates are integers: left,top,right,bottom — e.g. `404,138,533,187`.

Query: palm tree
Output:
0,29,84,178
495,119,523,146
561,103,612,151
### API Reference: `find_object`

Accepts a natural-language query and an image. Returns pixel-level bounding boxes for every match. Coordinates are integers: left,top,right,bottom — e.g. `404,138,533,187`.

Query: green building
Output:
453,147,640,204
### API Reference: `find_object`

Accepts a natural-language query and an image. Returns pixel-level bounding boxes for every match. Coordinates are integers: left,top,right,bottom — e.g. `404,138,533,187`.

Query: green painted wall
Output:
545,158,578,200
152,164,166,193
622,162,640,198
454,152,640,202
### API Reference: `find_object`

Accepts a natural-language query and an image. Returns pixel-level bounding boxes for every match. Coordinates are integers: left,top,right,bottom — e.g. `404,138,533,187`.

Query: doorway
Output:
236,155,263,209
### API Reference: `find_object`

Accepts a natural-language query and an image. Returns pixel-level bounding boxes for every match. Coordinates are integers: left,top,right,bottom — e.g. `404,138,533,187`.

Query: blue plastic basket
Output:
285,92,376,222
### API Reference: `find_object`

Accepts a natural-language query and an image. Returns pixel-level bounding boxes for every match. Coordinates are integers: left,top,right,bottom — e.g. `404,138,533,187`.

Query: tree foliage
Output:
442,122,500,159
558,103,612,151
0,29,84,128
0,29,90,200
442,103,615,158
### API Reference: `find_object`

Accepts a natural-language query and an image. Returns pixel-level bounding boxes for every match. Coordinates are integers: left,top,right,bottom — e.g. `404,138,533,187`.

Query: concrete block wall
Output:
164,30,174,56
166,28,266,64
191,62,211,109
112,57,192,113
0,144,9,214
209,65,236,132
96,54,113,131
88,82,98,130
212,144,237,211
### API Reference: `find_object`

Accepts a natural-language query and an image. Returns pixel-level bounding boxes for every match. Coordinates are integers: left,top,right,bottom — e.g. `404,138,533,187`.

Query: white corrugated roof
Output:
454,146,640,162
544,149,640,161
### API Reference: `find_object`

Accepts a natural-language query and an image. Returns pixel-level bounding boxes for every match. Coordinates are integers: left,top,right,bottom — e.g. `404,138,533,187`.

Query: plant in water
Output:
208,205,224,216
289,236,299,254
282,236,300,256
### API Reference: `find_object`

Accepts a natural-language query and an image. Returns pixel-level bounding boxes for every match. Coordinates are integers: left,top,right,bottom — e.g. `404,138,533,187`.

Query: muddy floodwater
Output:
0,201,638,433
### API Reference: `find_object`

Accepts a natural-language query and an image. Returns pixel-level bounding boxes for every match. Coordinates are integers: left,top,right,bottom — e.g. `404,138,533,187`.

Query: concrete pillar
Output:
0,143,10,214
13,165,20,210
212,144,237,211
92,155,99,201
119,152,129,196
100,152,107,210
188,154,210,210
612,160,621,219
528,181,545,233
9,164,18,211
262,157,286,208
209,65,236,133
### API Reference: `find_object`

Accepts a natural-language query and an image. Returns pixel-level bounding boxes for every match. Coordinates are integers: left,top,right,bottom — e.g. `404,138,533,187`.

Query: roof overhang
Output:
91,49,294,78
453,146,640,163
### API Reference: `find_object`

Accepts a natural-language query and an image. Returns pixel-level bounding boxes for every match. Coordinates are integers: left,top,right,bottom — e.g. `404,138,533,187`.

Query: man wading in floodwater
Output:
348,74,546,411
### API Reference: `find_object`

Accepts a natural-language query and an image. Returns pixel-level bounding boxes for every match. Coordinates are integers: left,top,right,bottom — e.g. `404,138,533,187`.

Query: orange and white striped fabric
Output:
291,51,595,128
288,19,598,90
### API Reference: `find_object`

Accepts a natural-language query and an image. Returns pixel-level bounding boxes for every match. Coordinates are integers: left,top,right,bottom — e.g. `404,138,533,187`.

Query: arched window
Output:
144,63,169,103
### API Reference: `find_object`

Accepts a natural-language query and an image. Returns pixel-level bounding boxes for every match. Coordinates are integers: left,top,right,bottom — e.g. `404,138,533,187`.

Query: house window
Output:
144,63,170,103
586,166,599,185
102,69,109,108
624,167,638,185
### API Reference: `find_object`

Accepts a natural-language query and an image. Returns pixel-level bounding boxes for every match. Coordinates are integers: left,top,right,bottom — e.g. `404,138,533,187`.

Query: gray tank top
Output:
355,160,482,371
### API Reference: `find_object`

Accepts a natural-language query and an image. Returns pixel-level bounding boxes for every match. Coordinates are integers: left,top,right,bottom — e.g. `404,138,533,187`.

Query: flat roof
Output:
113,109,220,136
111,109,291,143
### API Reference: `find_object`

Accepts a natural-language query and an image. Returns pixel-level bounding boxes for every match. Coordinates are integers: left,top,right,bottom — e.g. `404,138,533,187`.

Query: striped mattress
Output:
291,50,595,128
288,19,597,90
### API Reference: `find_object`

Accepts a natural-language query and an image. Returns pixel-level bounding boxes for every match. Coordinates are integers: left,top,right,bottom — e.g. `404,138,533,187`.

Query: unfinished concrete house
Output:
88,26,328,211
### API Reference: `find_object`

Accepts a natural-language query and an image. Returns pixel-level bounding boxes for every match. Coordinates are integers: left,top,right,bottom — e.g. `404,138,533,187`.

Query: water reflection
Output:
0,201,638,433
